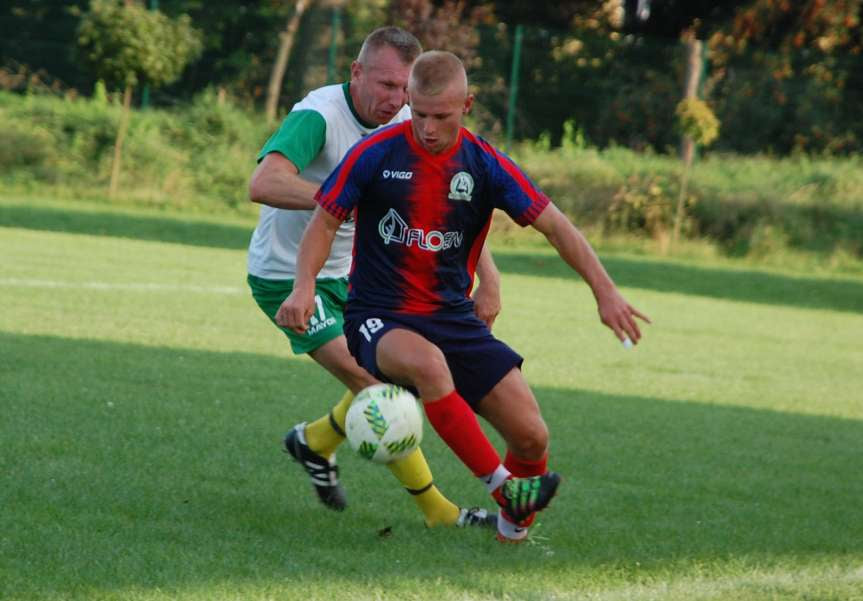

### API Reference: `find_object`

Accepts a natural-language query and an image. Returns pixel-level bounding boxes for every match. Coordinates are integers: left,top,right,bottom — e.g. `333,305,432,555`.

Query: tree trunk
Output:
265,0,311,123
109,84,134,199
672,36,702,249
679,37,702,165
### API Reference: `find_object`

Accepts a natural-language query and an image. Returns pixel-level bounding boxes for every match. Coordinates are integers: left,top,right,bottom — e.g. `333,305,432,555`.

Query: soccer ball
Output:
345,384,423,464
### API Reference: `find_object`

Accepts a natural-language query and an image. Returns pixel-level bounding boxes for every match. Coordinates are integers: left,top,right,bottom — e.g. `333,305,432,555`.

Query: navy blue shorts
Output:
343,308,523,410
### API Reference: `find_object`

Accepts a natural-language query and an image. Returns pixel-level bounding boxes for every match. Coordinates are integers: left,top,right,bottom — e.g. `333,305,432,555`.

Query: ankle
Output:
497,511,530,541
480,464,511,494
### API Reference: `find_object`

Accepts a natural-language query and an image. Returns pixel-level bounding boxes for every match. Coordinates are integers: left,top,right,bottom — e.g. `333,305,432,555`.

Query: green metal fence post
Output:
505,24,524,152
327,5,342,84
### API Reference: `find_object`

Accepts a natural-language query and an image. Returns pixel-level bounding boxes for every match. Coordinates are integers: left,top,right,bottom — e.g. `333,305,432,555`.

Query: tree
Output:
77,0,202,197
388,0,494,70
265,0,313,123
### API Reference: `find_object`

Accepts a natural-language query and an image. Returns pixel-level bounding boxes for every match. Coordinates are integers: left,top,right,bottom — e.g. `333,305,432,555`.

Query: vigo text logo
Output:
382,170,413,180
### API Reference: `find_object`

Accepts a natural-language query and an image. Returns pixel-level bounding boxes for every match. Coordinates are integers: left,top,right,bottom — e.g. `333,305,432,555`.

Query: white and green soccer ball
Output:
345,384,423,464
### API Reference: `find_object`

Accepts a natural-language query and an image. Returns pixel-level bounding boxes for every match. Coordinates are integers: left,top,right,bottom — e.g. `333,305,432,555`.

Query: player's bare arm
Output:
531,203,650,344
249,152,320,210
472,244,501,329
275,207,343,333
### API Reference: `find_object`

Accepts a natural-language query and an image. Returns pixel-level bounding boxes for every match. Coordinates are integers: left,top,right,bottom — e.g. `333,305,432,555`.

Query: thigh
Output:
343,310,454,400
299,278,349,349
248,274,347,354
429,314,523,409
376,328,455,401
343,310,406,381
308,335,377,393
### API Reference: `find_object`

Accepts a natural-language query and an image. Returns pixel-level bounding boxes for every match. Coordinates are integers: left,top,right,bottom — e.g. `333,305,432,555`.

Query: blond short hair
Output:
357,27,422,66
409,51,467,96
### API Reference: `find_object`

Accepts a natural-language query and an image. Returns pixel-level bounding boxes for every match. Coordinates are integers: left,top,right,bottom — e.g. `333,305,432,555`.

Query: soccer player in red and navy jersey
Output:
248,28,499,531
277,50,650,542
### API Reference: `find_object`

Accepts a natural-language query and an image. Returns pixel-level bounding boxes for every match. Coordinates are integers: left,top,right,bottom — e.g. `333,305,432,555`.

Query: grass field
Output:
2,197,862,601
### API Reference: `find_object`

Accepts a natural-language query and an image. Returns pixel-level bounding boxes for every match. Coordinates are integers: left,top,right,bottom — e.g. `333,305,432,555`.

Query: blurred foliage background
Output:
1,0,862,268
3,0,862,154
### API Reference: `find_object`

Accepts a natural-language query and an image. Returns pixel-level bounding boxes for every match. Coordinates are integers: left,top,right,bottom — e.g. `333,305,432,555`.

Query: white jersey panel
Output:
248,84,411,280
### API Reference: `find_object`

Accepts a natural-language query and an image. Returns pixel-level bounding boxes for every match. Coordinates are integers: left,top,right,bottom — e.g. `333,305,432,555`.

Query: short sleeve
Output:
257,110,327,171
487,147,550,226
315,138,379,221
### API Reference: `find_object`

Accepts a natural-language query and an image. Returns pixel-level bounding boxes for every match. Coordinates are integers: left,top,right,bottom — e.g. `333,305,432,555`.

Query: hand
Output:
275,288,316,334
471,280,501,330
596,288,651,346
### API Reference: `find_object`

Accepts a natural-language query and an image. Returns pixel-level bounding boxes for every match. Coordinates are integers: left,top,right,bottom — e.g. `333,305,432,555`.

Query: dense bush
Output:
0,90,270,212
513,140,863,261
2,90,861,265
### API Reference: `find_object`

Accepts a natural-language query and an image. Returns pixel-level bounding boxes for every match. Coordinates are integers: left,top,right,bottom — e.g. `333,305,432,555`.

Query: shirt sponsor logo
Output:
448,171,474,201
382,169,413,180
378,209,463,252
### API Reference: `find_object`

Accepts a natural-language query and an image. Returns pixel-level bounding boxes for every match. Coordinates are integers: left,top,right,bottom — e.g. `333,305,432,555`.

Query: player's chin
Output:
422,138,440,152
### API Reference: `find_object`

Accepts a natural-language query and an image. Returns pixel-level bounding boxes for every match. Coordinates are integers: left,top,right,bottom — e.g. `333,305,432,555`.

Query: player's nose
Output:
390,88,406,106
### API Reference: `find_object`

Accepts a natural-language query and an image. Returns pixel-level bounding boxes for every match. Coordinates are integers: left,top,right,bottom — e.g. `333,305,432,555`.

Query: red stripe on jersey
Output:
395,145,455,314
316,122,408,220
462,129,551,225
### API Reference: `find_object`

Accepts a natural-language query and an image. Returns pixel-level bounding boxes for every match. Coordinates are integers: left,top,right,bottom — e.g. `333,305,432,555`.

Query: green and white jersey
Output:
248,83,411,279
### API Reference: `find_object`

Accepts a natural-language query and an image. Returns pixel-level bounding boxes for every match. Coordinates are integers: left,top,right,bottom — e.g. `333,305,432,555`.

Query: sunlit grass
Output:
1,201,862,600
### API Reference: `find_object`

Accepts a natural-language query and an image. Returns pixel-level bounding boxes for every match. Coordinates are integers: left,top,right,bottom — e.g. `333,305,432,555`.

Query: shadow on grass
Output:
0,202,252,250
537,385,863,564
3,333,861,597
4,201,862,315
494,251,863,314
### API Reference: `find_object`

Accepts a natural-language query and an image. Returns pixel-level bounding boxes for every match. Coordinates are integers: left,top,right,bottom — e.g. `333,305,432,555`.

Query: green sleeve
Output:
256,109,327,172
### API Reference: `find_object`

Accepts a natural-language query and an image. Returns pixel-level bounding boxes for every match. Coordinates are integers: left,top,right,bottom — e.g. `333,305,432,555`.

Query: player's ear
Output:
350,60,362,83
463,93,475,115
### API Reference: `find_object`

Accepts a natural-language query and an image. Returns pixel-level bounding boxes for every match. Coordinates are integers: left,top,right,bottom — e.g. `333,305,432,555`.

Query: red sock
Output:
504,449,547,477
424,390,500,477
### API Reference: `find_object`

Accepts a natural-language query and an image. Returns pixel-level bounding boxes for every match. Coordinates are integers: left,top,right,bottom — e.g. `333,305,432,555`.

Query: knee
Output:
406,346,450,384
508,420,549,460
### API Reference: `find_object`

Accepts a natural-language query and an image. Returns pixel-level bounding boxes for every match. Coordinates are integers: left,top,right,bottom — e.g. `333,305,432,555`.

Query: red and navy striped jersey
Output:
315,121,550,315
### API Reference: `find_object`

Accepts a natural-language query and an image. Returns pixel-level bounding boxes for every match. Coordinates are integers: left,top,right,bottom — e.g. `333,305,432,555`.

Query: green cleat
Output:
492,472,561,523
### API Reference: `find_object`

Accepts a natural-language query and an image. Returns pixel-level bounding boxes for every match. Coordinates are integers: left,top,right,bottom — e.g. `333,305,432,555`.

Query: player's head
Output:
351,27,422,126
407,50,473,155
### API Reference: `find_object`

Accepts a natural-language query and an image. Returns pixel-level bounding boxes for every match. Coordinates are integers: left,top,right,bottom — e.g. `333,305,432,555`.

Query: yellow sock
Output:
388,447,460,527
304,390,353,459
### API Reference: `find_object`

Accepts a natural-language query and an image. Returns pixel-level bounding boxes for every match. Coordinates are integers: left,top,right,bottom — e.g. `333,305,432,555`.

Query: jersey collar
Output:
405,121,464,162
343,82,378,130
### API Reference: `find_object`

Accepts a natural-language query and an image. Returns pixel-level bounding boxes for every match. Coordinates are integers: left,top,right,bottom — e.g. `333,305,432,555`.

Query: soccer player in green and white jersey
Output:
247,27,500,528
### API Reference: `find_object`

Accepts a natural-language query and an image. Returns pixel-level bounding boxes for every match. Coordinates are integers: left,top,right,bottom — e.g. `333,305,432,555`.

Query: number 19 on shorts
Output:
358,318,384,342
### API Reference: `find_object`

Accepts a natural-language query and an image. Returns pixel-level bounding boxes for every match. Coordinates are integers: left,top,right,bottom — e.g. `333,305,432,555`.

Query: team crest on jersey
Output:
447,171,474,201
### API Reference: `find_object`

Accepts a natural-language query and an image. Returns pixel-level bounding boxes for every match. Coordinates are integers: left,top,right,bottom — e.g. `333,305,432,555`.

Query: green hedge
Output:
2,90,862,264
514,141,863,262
0,90,270,214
